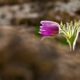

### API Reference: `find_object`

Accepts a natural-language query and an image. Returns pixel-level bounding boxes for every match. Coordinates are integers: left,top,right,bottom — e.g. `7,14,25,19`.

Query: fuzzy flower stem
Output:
60,20,80,51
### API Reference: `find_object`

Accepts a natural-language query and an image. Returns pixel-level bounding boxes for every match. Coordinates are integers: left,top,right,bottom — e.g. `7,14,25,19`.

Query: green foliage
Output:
55,37,68,45
60,20,80,51
35,26,41,37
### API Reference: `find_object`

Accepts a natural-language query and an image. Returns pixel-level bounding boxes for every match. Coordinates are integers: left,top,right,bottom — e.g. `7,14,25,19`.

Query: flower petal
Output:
40,20,60,28
39,20,60,37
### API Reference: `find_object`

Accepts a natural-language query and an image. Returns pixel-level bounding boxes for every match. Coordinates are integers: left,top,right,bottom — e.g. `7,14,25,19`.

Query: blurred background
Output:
0,0,80,80
0,0,80,26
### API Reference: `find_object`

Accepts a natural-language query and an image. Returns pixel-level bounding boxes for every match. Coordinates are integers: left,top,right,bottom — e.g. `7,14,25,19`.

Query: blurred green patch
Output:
35,26,41,37
55,37,68,46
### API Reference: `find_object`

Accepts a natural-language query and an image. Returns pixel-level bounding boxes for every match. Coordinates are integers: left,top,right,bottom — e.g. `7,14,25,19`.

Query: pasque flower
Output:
39,20,80,51
39,20,60,37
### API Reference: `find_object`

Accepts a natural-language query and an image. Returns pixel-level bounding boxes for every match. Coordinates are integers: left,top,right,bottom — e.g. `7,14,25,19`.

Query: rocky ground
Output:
0,0,80,80
0,0,80,25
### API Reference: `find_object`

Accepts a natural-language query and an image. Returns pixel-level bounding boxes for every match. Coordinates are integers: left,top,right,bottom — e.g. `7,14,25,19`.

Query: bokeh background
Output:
0,0,80,80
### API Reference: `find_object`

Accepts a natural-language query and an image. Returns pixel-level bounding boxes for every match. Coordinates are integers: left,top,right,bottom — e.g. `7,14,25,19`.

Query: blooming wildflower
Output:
39,20,60,37
38,20,80,51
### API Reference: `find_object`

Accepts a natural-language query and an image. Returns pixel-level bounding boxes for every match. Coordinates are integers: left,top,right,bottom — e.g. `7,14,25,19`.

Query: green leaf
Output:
35,26,41,37
60,21,80,51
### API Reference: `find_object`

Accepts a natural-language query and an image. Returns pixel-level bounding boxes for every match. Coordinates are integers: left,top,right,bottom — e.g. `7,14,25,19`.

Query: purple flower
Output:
39,20,60,37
